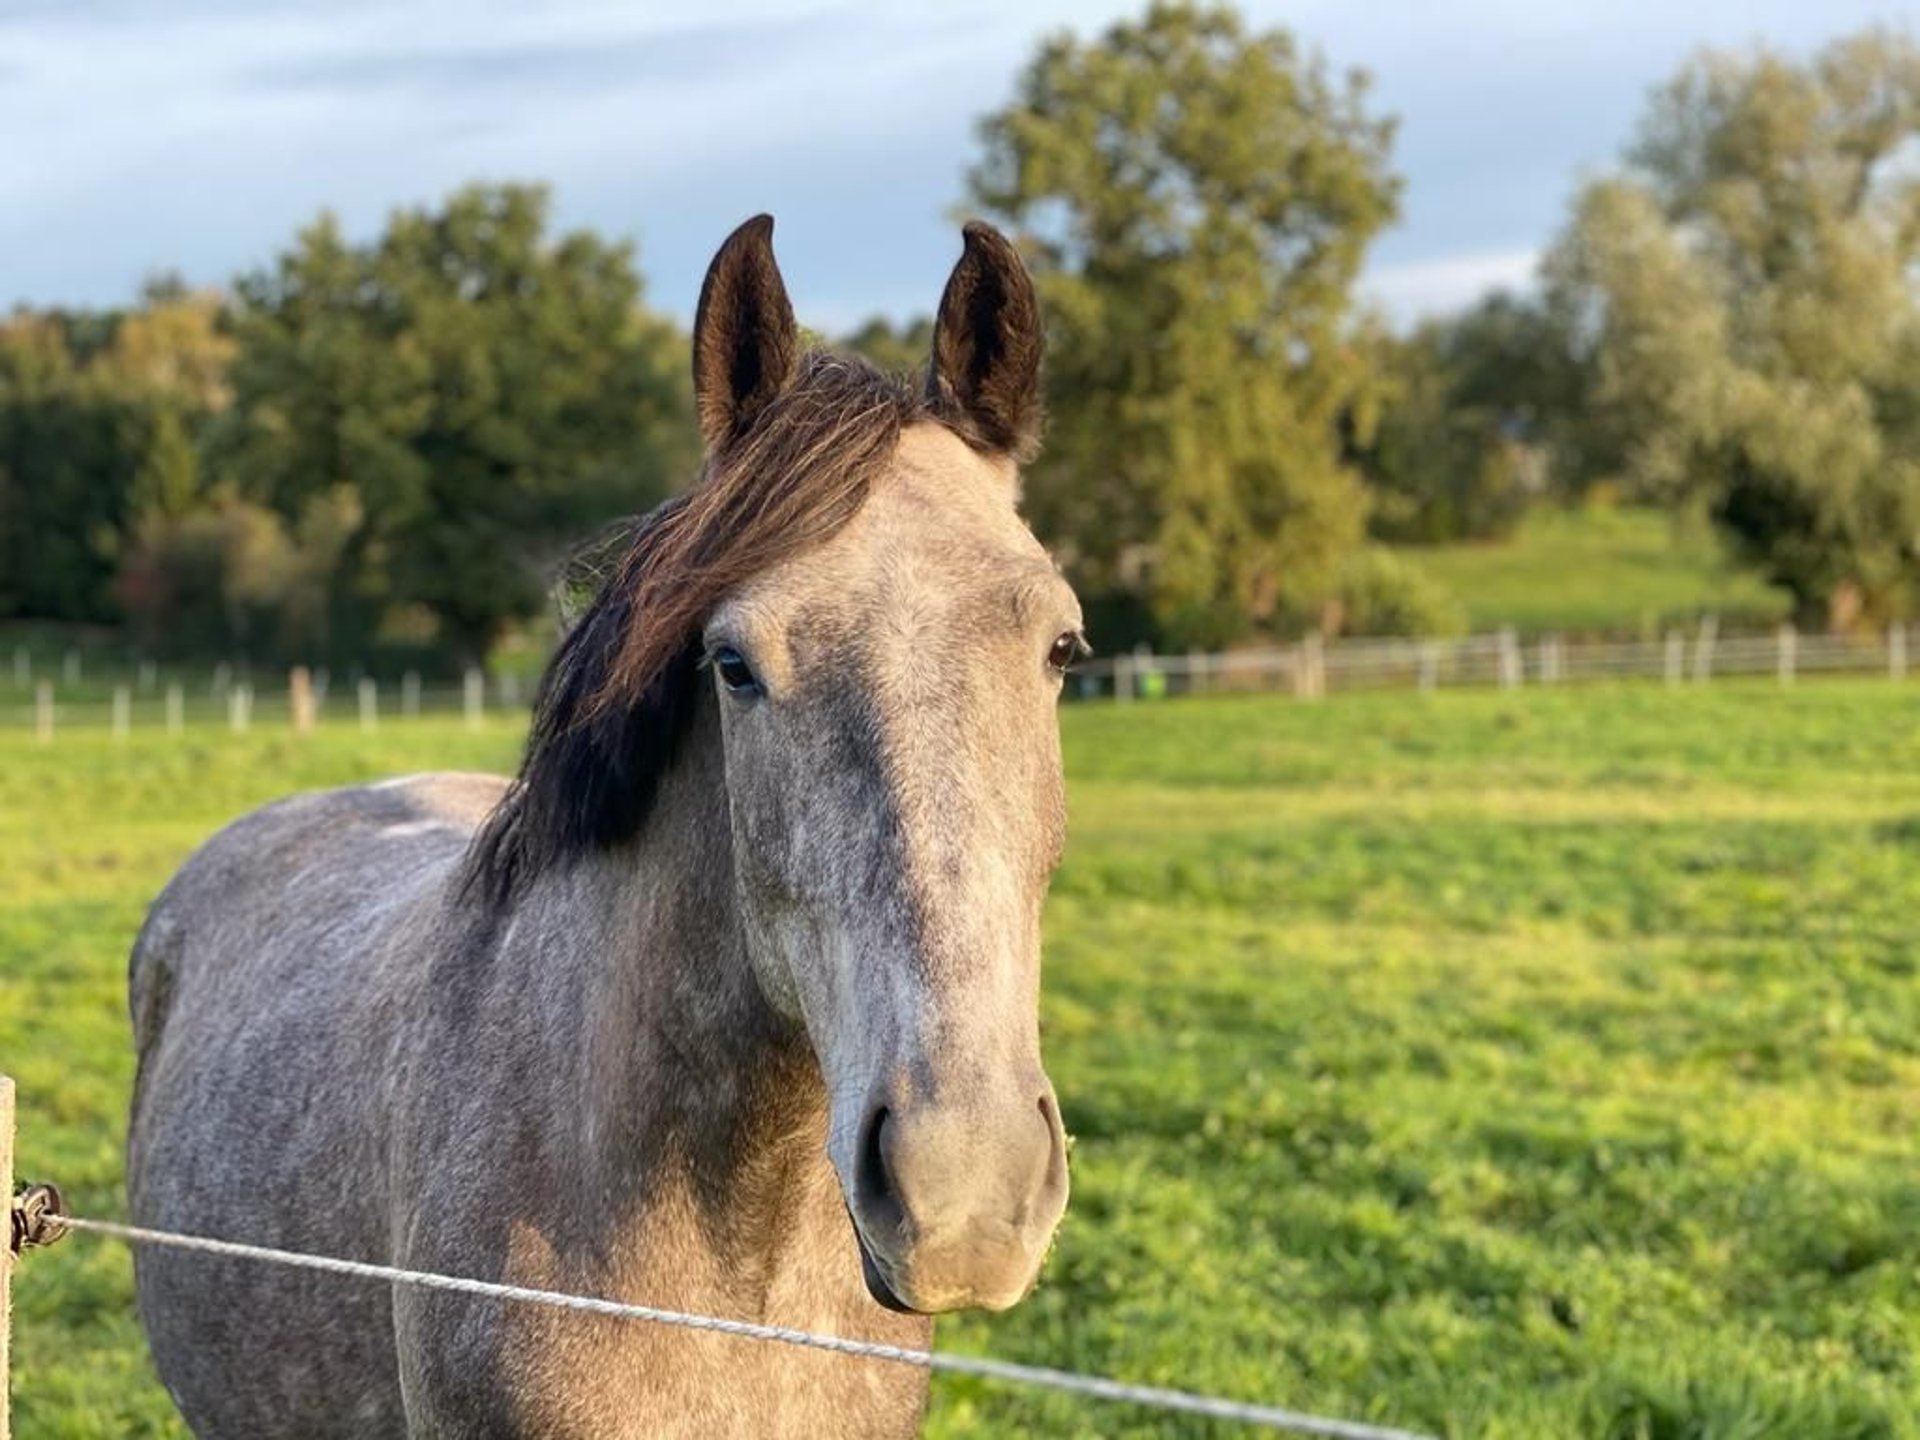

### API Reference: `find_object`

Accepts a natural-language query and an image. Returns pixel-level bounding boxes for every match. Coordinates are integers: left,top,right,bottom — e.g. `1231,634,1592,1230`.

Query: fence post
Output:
165,683,183,737
1113,655,1132,704
1777,623,1797,686
1664,632,1684,688
403,670,421,718
289,667,314,734
2,1073,12,1440
1890,623,1906,682
1498,628,1521,689
229,683,252,734
464,669,485,729
1187,649,1206,696
359,678,379,734
112,684,131,742
1538,635,1562,685
1417,641,1439,694
1692,614,1718,684
33,682,51,744
1297,635,1324,700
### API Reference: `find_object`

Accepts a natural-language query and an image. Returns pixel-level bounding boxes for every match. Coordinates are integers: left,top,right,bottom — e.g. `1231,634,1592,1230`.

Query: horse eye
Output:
710,645,761,696
1047,632,1086,673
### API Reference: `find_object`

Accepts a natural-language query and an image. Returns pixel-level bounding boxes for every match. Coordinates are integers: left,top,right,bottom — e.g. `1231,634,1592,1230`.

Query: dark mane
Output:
464,351,937,905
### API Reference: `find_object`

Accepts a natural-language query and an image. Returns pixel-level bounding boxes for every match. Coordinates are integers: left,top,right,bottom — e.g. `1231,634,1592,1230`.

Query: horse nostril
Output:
855,1106,903,1232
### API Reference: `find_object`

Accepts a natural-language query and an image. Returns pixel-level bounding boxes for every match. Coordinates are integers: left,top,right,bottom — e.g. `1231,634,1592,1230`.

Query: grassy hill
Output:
6,684,1918,1437
1398,507,1792,637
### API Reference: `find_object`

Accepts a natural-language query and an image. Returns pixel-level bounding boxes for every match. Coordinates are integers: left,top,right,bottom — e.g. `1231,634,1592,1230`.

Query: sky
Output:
0,1,1910,331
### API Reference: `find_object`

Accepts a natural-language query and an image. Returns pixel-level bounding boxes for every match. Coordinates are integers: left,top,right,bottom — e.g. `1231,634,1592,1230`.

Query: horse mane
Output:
464,350,938,906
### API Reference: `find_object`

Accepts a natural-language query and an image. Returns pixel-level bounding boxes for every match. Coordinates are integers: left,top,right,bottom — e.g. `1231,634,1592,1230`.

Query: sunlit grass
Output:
1401,506,1792,636
5,684,1919,1437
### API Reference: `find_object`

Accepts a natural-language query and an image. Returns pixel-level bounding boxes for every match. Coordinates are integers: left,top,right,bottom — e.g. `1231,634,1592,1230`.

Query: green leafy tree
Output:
1545,29,1920,626
0,292,230,623
217,184,695,663
969,1,1400,646
1356,293,1578,543
840,316,934,378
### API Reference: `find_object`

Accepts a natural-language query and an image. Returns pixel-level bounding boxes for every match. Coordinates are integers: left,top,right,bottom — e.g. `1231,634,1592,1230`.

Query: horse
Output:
125,215,1080,1438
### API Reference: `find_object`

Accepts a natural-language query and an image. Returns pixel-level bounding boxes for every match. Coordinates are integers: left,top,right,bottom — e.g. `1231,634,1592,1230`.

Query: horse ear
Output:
693,214,798,451
927,220,1044,461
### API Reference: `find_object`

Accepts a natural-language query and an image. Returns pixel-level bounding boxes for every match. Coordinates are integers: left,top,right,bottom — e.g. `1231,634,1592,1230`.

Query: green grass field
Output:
1400,507,1792,636
6,684,1920,1438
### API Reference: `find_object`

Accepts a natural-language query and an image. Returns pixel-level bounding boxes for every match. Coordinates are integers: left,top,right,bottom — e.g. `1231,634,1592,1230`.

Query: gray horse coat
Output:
127,217,1079,1437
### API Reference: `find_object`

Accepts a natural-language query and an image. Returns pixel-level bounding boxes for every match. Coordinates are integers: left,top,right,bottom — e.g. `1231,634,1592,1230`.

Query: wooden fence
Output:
1076,621,1914,702
7,621,1919,736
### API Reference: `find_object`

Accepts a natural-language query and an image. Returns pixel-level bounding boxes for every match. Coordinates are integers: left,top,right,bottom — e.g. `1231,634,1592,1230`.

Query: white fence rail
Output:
7,622,1916,735
1077,621,1914,703
1,665,523,739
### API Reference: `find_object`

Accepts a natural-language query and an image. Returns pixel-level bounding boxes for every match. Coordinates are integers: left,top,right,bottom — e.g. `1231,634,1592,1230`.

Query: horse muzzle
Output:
844,1081,1069,1314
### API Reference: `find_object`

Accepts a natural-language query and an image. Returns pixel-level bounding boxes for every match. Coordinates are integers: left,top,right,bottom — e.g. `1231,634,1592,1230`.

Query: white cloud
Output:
1360,248,1541,323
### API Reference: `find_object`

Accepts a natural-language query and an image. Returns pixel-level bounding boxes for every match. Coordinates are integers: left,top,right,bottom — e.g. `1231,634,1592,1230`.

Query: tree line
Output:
2,4,1915,669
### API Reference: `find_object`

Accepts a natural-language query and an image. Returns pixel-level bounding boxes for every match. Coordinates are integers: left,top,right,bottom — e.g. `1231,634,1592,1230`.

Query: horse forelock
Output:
465,350,953,906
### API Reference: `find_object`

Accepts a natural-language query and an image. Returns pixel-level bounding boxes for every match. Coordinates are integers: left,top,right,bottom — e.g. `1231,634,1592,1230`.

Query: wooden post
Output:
402,670,421,718
1113,655,1132,704
1498,628,1521,689
289,667,314,734
1298,635,1325,700
1187,649,1206,696
33,682,51,744
1418,641,1439,694
1664,632,1684,688
1538,635,1562,685
165,683,184,737
1692,614,1718,684
359,678,378,734
1778,623,1797,686
1890,623,1906,682
112,684,131,741
464,668,485,729
229,683,252,734
2,1073,12,1440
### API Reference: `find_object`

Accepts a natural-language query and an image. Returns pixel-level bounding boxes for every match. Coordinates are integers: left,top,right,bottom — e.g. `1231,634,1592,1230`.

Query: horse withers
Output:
125,216,1081,1438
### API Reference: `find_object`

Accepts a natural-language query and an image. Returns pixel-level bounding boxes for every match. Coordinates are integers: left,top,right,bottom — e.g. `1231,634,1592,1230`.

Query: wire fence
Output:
9,619,1907,738
0,662,524,739
27,1211,1433,1440
1076,619,1916,702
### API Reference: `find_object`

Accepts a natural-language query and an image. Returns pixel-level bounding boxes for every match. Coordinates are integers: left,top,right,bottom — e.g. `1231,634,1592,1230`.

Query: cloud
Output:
1361,248,1541,322
0,0,1904,323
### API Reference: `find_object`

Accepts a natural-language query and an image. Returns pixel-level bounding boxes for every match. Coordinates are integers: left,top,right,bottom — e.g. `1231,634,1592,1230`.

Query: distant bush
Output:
1333,546,1466,637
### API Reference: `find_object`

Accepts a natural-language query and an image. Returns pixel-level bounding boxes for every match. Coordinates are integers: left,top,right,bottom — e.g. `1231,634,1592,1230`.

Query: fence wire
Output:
55,1214,1432,1440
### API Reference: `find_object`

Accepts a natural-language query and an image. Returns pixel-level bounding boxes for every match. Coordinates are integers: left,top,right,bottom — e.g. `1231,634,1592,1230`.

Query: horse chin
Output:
853,1226,922,1314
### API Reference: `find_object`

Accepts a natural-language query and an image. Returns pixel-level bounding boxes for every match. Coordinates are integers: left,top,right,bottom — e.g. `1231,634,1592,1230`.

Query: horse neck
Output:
526,696,836,1290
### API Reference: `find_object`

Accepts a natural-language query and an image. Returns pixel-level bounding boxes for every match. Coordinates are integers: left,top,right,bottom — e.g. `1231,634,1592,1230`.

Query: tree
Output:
840,316,934,377
217,184,695,663
0,291,230,624
969,1,1400,646
1355,293,1577,543
1545,29,1920,626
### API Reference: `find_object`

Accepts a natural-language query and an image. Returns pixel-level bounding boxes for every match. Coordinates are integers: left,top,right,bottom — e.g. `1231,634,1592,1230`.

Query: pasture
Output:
4,683,1919,1438
1403,507,1791,636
